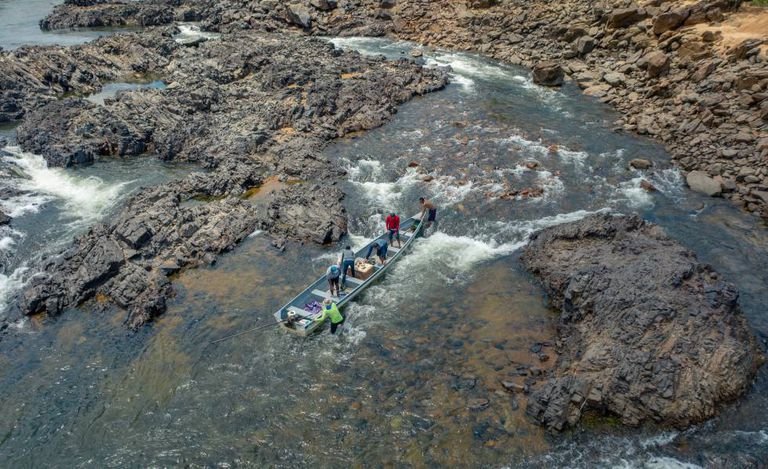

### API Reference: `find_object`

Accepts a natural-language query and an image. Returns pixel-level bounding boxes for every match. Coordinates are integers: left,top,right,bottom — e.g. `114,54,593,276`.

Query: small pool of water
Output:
85,80,167,105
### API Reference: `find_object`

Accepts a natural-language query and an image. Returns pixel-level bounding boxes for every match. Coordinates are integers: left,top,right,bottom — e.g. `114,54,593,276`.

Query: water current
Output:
0,7,766,467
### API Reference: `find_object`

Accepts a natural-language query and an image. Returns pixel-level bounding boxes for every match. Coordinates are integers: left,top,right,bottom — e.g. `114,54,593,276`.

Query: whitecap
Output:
616,176,655,209
642,456,703,469
0,266,28,316
649,168,685,199
174,23,220,44
2,147,132,225
399,231,523,274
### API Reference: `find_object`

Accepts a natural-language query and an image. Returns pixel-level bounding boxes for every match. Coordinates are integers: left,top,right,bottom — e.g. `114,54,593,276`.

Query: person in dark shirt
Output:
365,239,388,265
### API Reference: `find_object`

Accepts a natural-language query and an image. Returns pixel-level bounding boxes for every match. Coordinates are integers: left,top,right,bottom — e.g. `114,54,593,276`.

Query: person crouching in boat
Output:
316,298,345,334
365,239,388,265
326,264,341,297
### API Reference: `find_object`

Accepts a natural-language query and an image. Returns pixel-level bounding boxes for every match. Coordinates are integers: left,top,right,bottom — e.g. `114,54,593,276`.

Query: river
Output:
0,5,766,468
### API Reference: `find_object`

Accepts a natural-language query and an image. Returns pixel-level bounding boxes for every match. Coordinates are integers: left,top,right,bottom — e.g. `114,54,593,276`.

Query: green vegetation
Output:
754,0,768,6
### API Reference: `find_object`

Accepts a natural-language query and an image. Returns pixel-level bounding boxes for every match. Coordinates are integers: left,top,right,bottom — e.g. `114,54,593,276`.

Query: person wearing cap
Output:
315,298,345,334
326,264,341,297
385,212,401,248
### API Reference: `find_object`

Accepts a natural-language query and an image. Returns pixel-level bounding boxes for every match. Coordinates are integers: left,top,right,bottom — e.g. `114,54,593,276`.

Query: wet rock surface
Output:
41,0,175,30
7,30,448,327
40,0,768,219
521,213,763,430
0,29,175,123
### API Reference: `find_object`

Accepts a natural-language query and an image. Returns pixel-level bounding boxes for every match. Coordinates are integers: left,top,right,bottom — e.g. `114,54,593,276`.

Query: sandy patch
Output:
686,4,768,57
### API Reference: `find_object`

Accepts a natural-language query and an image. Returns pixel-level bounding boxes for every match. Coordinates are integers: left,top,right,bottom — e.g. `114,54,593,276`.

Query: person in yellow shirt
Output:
315,298,345,334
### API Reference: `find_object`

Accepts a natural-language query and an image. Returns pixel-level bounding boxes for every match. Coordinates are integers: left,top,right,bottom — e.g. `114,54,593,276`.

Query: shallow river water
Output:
0,0,137,50
0,14,767,469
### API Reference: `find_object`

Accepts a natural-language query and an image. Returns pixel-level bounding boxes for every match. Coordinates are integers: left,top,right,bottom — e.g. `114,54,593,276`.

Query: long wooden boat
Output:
273,213,425,336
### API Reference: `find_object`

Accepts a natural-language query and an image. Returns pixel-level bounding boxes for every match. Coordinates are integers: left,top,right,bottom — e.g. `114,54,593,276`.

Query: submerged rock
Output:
521,214,763,431
629,158,652,170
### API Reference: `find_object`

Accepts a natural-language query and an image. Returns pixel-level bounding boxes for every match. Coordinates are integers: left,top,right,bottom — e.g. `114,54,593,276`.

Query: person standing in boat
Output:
385,212,401,248
419,197,437,229
339,245,356,290
316,298,345,334
365,238,388,264
326,264,341,297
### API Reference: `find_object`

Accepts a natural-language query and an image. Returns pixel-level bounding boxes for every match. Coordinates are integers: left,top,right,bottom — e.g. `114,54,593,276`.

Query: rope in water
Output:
210,319,286,344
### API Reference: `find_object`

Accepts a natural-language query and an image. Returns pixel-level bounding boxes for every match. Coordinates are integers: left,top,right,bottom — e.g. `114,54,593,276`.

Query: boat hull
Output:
274,214,424,336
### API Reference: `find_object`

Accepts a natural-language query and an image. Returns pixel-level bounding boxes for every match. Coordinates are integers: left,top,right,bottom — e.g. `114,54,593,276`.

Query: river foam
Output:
1,147,131,226
0,146,138,316
174,23,221,44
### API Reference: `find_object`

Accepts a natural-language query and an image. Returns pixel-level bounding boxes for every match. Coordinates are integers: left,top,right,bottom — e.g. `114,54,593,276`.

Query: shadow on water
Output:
0,36,766,467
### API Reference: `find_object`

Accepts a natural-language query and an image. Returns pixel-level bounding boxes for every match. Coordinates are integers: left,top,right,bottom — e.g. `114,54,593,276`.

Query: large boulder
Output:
606,8,648,29
652,10,688,35
574,35,596,56
638,50,670,78
532,61,564,87
285,4,312,28
522,214,763,431
686,170,722,196
310,0,337,10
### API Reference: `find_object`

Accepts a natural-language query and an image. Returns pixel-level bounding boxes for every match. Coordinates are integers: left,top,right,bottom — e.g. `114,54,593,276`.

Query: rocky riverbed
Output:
3,28,448,327
521,213,763,431
0,0,765,445
41,0,768,218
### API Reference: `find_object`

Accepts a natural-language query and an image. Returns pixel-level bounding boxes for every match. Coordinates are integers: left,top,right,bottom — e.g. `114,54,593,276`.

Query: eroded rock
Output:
522,214,763,431
532,61,564,87
687,170,722,196
10,31,448,327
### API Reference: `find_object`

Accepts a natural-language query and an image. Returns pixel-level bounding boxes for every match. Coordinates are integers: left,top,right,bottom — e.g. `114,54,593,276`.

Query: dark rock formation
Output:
605,8,648,29
532,61,564,87
521,214,763,430
40,1,174,30
0,30,175,123
9,31,448,327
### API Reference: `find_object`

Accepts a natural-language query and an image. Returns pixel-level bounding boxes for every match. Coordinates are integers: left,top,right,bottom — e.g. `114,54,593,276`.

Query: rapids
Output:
0,14,766,468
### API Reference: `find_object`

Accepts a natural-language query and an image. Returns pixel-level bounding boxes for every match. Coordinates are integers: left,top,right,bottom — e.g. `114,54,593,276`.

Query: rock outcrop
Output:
0,30,175,123
521,214,763,430
532,61,564,87
38,0,768,219
686,170,723,196
40,0,175,30
7,31,448,327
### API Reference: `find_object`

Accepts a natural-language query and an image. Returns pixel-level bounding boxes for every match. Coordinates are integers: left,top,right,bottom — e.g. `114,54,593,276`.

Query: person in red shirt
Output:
385,212,401,248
